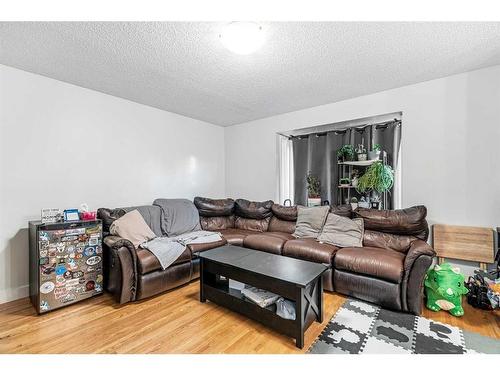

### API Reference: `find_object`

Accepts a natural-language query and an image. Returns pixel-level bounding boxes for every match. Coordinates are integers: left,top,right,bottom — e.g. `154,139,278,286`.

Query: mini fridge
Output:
29,220,103,314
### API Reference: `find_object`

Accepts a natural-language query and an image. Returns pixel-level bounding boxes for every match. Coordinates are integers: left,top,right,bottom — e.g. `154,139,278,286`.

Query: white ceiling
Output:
1,22,500,126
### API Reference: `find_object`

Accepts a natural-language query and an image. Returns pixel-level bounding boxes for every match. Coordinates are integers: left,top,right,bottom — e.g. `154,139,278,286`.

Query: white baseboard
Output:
0,284,29,304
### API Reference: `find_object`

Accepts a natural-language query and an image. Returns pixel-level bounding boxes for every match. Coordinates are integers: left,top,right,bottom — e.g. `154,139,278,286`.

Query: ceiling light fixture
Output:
219,22,265,55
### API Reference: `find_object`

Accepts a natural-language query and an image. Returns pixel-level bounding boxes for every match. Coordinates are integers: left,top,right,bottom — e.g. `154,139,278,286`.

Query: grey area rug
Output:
308,298,500,354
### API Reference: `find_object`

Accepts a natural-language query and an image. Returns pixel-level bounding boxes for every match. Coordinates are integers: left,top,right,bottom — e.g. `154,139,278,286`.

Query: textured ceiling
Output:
1,22,500,126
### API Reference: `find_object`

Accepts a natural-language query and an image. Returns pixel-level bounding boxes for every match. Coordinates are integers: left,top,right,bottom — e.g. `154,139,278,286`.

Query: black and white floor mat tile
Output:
308,298,500,354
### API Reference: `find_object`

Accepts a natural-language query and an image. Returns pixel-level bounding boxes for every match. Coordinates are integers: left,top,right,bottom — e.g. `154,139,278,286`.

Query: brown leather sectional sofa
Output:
98,198,435,315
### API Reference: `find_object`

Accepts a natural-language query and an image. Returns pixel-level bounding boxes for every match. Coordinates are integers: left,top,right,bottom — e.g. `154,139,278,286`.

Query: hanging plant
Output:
356,161,394,194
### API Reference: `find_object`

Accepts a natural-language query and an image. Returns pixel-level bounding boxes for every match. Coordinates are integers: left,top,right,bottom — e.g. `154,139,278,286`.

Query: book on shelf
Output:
240,286,280,308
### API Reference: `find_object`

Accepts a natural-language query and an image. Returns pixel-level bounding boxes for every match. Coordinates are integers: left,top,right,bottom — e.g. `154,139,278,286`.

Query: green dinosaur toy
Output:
424,263,468,317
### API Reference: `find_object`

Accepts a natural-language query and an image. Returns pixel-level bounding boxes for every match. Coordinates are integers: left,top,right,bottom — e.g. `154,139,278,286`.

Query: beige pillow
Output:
317,213,364,247
110,209,156,248
293,205,330,239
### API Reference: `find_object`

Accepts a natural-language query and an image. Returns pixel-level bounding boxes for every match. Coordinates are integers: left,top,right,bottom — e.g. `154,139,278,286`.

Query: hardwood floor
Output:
0,281,498,354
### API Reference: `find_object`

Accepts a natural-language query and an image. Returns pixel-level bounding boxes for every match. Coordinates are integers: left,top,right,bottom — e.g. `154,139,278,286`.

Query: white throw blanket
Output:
140,231,222,270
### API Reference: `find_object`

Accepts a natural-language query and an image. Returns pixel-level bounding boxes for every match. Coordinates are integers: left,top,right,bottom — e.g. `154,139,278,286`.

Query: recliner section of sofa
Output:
331,205,434,314
98,205,226,304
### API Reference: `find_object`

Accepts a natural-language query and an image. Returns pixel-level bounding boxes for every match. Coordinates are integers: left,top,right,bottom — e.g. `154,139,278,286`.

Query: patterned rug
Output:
308,298,500,354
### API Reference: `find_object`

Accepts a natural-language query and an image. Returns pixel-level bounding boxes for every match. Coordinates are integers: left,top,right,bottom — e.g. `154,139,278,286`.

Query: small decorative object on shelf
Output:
358,196,370,208
355,144,367,161
306,171,321,207
41,208,63,224
63,209,80,222
336,144,355,162
79,203,97,221
368,144,381,160
351,169,359,188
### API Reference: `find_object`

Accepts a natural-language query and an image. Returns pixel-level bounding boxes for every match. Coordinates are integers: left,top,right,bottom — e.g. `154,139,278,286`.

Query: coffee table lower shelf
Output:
199,257,324,349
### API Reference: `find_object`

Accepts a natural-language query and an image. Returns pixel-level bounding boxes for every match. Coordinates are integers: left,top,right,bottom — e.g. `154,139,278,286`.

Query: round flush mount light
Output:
219,22,265,55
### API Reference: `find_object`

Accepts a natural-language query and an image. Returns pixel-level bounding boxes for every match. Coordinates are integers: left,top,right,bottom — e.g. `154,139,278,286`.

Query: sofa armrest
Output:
102,235,139,304
401,239,436,314
404,239,435,273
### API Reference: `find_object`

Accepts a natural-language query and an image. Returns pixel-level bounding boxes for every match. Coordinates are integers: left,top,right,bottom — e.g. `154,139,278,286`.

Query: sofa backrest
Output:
354,205,429,241
234,199,273,232
97,207,126,233
330,204,353,218
193,197,236,230
362,230,418,253
268,204,297,233
97,205,163,237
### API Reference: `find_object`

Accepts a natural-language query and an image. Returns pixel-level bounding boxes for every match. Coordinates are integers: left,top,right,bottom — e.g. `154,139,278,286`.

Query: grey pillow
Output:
317,213,364,247
153,198,202,237
122,205,163,237
293,206,330,239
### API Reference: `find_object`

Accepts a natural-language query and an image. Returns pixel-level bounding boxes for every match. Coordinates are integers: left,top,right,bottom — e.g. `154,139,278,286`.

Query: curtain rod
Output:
282,118,401,139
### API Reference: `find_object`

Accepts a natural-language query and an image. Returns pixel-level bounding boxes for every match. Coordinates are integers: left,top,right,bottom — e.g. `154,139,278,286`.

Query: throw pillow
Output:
317,213,364,247
110,209,156,248
293,205,330,239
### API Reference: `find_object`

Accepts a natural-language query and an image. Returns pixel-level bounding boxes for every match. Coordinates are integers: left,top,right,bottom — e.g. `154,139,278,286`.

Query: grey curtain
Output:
292,121,401,208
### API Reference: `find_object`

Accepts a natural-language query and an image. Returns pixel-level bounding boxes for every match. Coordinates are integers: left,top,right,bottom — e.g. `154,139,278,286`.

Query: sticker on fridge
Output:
40,281,55,294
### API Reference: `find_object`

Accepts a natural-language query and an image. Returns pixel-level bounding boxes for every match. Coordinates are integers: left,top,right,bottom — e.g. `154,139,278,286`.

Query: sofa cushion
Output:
271,204,297,221
243,234,287,255
334,246,405,283
235,199,273,219
283,238,338,264
110,209,157,248
194,197,235,217
218,228,257,246
188,238,228,254
264,231,295,241
354,205,428,240
293,205,329,239
137,247,191,274
235,216,270,232
317,213,364,247
268,217,296,234
200,215,235,231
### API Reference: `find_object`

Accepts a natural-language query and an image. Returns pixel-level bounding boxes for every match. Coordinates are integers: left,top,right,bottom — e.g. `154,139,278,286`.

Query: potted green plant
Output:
337,144,355,162
356,161,394,206
306,172,321,207
339,177,350,187
368,144,381,161
356,144,367,161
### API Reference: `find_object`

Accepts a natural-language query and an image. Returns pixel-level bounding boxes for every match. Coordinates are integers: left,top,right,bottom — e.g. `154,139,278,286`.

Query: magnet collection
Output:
37,224,102,313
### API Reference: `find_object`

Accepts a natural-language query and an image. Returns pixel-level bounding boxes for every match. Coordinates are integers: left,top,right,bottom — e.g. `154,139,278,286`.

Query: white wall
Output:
0,64,225,303
225,65,500,274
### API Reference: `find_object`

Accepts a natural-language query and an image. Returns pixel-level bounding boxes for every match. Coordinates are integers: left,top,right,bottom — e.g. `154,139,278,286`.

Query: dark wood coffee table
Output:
198,245,329,348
